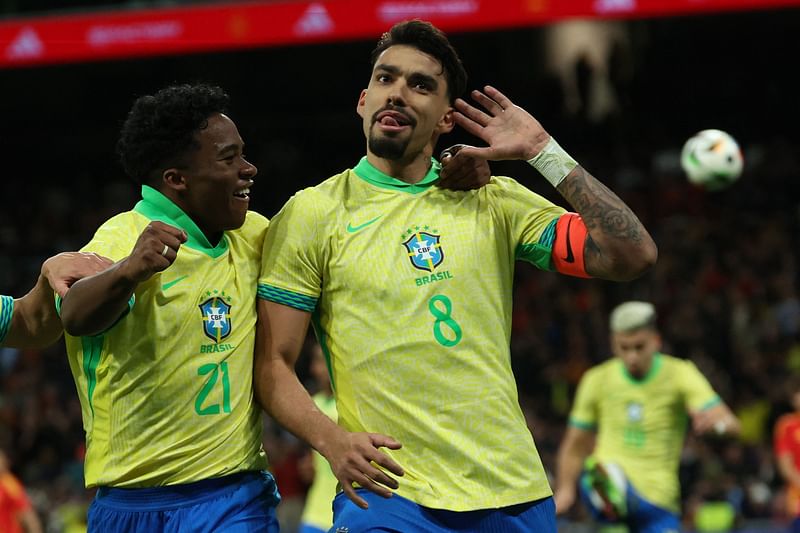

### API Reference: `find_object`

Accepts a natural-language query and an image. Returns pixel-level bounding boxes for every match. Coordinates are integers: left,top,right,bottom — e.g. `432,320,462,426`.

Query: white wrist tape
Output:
526,137,578,188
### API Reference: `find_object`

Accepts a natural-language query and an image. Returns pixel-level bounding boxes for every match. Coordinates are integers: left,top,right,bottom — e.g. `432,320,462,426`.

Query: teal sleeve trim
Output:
0,295,14,344
258,284,317,313
568,418,597,431
515,218,558,271
699,396,722,411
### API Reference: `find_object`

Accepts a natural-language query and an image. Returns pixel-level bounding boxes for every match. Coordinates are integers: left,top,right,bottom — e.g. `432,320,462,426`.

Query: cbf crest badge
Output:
402,228,444,272
199,291,233,343
626,402,643,423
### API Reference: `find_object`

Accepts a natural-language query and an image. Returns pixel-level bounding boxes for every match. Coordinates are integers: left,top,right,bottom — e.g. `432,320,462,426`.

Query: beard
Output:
368,132,410,161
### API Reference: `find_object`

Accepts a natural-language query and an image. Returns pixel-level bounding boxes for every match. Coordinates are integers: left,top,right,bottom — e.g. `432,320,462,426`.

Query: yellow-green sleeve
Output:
569,368,599,430
680,359,720,411
488,176,566,271
258,189,324,312
58,213,141,318
79,213,140,261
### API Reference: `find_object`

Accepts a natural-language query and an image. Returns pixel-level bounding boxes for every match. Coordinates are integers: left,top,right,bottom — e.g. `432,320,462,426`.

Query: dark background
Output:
0,6,798,531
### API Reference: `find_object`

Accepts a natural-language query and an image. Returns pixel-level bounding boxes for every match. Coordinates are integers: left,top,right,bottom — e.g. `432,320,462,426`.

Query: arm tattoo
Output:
556,166,646,275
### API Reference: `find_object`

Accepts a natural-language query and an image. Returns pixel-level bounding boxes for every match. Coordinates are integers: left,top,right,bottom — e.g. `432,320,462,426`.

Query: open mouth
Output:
233,186,251,199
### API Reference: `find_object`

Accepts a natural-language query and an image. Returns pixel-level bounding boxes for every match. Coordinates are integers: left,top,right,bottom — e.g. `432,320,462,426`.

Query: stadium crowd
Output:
1,10,799,532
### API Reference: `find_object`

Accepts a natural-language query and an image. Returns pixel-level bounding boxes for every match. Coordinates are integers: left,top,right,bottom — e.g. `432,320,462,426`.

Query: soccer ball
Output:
680,129,743,191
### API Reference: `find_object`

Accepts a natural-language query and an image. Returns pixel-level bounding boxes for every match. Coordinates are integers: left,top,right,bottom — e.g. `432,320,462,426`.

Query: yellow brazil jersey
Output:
569,353,719,511
62,186,269,488
259,157,566,511
0,295,12,345
301,392,338,530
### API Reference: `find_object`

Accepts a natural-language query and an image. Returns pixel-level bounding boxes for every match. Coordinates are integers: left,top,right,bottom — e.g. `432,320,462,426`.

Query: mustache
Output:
371,106,416,127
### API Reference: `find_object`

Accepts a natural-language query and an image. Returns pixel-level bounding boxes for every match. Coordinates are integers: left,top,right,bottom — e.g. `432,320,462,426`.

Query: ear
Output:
162,167,188,192
436,107,455,135
356,89,367,119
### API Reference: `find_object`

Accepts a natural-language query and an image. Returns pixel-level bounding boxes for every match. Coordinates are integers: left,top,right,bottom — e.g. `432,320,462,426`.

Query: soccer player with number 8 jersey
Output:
254,20,657,532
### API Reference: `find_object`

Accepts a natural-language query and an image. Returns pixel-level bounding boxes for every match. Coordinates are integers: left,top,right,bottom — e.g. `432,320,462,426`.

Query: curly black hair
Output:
370,20,467,103
116,83,230,185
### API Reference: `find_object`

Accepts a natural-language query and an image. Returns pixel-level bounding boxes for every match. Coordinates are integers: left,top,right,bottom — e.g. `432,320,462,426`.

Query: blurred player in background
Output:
57,84,281,532
255,19,656,532
0,252,111,348
298,343,338,533
774,377,800,532
0,449,42,533
554,300,740,533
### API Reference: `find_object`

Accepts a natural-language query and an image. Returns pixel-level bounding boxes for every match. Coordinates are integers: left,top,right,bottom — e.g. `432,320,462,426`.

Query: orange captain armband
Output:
552,213,591,278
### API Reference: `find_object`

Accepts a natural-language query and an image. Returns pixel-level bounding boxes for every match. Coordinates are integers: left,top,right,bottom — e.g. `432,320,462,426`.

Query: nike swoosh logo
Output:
346,215,383,234
563,217,575,263
162,275,189,292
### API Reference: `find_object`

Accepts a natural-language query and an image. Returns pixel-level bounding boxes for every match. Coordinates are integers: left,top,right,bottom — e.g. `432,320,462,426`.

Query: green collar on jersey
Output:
353,156,441,194
133,185,229,258
621,353,662,385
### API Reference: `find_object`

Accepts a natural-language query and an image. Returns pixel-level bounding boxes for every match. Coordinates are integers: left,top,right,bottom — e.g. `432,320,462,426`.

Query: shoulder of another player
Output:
776,413,800,429
242,210,269,230
94,209,143,231
578,361,612,385
81,210,142,250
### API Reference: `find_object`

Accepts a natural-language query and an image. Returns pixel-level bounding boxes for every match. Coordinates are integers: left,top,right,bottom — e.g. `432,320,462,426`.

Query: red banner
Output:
0,0,797,68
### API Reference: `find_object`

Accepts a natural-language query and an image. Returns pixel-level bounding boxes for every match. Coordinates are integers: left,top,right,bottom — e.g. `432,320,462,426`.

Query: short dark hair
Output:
370,20,467,103
117,83,230,185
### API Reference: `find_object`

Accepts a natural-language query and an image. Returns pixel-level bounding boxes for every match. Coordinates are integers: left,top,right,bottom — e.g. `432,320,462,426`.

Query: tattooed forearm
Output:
557,167,643,242
556,166,657,280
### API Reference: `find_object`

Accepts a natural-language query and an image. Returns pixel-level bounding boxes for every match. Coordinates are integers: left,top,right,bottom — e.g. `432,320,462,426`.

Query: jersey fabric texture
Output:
0,295,13,345
87,471,279,533
332,490,556,532
259,157,566,511
299,392,338,530
775,412,800,515
62,185,269,488
569,353,719,511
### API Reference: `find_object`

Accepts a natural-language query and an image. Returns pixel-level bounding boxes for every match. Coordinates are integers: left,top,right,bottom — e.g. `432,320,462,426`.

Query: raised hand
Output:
437,144,491,191
119,222,187,283
41,252,114,298
453,85,550,162
324,431,404,509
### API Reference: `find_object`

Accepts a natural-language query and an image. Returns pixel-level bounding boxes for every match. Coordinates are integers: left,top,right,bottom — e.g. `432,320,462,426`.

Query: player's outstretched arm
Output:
254,300,404,509
2,252,113,348
61,221,186,337
554,425,595,515
453,85,657,281
690,402,740,437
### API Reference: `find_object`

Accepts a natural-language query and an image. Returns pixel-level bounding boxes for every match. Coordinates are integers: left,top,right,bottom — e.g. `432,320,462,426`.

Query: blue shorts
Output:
331,489,556,532
579,472,680,533
88,471,280,533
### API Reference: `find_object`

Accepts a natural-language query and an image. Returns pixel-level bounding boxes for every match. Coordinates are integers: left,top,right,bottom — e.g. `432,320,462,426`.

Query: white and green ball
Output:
680,129,743,191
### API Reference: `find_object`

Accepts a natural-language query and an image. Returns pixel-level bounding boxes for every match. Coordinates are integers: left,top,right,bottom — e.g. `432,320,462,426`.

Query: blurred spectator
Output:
298,343,338,533
0,449,42,533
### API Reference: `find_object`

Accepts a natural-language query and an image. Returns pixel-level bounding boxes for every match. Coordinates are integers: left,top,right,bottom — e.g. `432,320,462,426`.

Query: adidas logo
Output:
6,26,44,60
293,3,334,36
